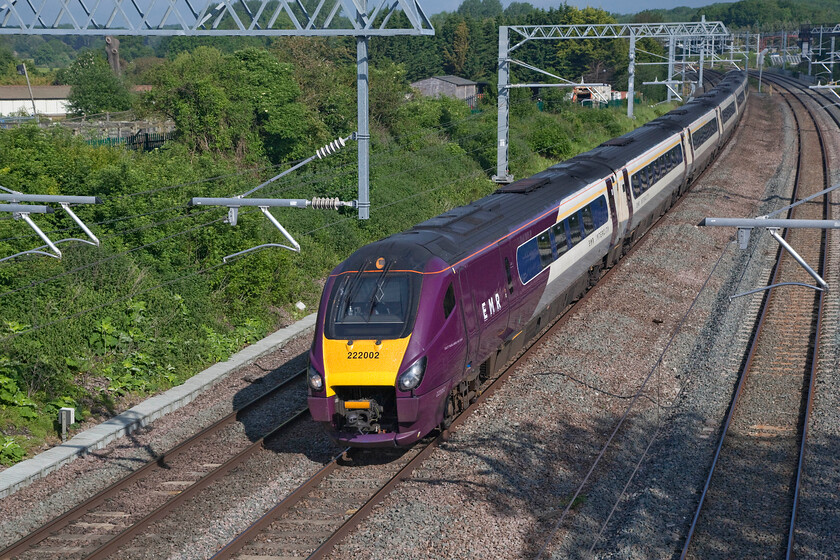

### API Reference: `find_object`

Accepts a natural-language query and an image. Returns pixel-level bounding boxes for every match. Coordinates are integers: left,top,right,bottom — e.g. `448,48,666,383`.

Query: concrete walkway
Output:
0,313,317,499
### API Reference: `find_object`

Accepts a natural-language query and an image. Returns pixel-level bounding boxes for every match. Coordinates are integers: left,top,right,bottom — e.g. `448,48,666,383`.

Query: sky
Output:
420,0,738,16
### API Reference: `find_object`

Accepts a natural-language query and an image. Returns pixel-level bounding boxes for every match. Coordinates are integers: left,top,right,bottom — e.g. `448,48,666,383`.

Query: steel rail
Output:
764,72,834,560
533,69,733,560
765,71,840,131
680,72,829,560
85,408,311,559
746,72,831,560
0,368,306,560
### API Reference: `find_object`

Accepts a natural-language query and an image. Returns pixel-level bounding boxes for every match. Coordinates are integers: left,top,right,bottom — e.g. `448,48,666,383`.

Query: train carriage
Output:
308,71,749,448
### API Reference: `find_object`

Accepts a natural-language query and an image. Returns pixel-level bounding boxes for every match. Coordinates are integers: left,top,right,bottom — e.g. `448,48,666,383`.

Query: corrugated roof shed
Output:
0,86,71,100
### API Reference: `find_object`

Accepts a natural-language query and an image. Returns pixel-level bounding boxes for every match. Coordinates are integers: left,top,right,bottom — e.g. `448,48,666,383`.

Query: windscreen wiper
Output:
339,258,370,319
365,260,394,320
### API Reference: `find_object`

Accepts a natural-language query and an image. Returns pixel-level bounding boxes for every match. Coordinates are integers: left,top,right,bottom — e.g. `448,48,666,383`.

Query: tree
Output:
143,46,325,162
504,2,537,19
444,21,470,75
457,0,503,19
553,7,626,84
0,46,16,78
57,50,132,116
272,37,357,135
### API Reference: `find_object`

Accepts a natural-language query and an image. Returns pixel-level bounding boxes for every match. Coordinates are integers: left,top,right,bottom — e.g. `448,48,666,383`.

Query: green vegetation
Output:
55,50,132,116
0,3,683,464
619,0,840,30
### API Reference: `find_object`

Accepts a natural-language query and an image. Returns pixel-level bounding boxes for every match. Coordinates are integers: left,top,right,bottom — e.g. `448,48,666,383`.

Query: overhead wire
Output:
0,133,571,341
0,94,594,301
0,96,577,306
0,213,227,301
0,139,493,295
0,130,502,293
534,243,734,559
0,96,541,245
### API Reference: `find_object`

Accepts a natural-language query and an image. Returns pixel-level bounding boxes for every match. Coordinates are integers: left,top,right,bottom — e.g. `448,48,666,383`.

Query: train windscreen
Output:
325,271,421,340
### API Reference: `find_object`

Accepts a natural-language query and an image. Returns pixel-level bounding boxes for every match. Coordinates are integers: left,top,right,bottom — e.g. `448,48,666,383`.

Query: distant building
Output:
0,85,71,117
410,75,483,108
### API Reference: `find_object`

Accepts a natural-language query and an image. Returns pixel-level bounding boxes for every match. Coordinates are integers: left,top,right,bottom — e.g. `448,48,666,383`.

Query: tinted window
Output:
517,238,542,284
632,174,642,197
552,222,569,257
516,195,610,284
722,102,736,122
692,118,718,150
443,283,455,319
537,231,553,268
326,272,421,339
630,144,684,199
568,213,582,245
592,197,608,225
581,206,594,236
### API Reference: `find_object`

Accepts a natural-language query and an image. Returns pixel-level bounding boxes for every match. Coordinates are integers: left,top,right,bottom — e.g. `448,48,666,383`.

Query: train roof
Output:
343,71,746,271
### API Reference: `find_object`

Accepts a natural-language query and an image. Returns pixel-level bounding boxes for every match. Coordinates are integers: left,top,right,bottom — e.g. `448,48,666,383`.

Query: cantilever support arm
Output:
0,192,102,252
223,206,301,263
643,79,683,101
700,217,838,297
0,207,62,263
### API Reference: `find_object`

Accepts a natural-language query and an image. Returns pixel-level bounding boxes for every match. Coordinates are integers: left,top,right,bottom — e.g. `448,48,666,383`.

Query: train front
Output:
307,240,458,447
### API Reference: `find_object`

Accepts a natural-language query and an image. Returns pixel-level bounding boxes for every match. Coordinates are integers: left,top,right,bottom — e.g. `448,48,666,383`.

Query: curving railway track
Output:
681,71,834,559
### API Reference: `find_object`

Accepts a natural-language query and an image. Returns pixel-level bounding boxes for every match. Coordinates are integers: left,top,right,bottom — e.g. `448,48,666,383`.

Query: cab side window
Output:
443,283,456,319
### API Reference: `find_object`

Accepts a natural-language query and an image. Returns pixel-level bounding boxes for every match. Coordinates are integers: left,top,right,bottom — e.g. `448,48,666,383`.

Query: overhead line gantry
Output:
0,0,435,221
0,0,434,260
494,19,730,183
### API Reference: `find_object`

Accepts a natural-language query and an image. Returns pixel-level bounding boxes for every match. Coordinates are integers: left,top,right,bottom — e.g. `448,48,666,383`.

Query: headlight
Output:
397,357,426,392
307,362,324,391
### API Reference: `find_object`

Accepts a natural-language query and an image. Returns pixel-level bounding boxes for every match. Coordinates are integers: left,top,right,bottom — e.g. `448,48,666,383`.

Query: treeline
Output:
2,0,838,84
625,0,840,30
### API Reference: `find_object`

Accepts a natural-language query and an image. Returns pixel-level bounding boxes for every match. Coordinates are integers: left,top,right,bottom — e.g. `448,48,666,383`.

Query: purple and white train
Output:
307,70,748,447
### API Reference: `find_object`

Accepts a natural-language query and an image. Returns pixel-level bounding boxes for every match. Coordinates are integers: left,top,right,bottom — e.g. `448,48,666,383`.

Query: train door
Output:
456,269,479,369
686,128,696,164
605,177,620,247
461,244,510,363
621,168,634,230
679,132,690,188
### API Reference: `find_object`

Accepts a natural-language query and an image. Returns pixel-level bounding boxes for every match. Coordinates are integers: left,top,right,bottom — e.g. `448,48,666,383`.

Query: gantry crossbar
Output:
495,19,730,183
0,0,434,36
507,21,730,52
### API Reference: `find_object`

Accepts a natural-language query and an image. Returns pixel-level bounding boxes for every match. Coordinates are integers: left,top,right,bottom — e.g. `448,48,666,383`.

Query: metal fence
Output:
85,130,176,151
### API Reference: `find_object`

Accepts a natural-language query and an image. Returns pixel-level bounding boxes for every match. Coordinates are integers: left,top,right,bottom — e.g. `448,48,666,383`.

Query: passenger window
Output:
581,206,594,236
552,222,569,257
568,213,582,245
443,283,456,319
537,231,553,268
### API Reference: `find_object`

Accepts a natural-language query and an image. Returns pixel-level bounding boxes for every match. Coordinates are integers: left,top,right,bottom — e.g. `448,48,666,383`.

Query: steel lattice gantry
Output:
495,20,730,183
800,24,840,80
0,0,433,36
0,1,434,220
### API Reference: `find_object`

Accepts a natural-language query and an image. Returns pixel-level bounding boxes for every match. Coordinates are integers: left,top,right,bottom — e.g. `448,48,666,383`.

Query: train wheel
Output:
441,394,456,430
588,263,603,287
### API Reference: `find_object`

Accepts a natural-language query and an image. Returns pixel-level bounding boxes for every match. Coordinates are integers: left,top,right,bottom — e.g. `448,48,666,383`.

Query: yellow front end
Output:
322,335,412,396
